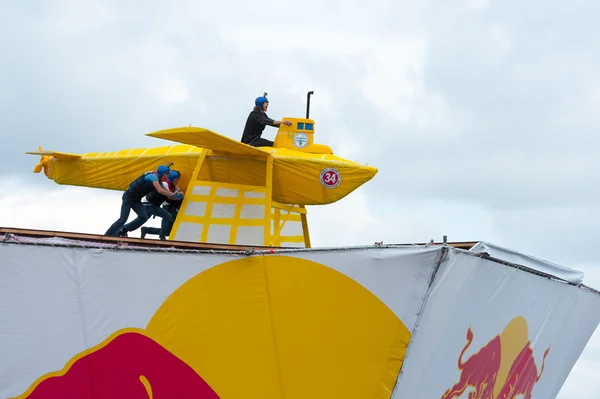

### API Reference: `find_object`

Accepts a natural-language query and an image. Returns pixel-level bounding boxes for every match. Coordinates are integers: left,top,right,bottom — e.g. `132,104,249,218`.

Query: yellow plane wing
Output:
146,127,268,157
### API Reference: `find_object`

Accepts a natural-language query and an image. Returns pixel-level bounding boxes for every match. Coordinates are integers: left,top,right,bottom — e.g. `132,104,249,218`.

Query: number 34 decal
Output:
320,168,341,189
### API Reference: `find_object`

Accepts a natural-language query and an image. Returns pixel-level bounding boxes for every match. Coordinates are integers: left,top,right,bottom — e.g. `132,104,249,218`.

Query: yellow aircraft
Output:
27,92,377,248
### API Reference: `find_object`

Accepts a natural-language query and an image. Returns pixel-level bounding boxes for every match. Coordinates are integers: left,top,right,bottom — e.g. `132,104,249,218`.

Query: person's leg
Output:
249,137,273,147
163,207,178,237
105,194,132,236
154,206,172,240
121,201,150,233
121,204,152,234
141,205,165,238
141,226,161,238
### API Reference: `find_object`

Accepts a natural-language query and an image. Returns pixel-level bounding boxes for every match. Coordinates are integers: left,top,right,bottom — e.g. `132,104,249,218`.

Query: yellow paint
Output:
145,256,411,399
139,375,154,399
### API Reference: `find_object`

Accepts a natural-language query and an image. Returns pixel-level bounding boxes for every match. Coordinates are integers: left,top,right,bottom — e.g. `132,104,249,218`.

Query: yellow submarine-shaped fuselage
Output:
29,117,377,206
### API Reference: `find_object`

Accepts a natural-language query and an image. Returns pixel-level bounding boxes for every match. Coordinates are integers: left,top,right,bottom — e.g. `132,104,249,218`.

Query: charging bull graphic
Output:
15,330,220,398
441,316,550,399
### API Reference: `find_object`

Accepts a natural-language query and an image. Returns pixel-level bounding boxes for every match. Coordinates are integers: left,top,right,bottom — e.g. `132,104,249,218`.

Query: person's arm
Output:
145,175,178,199
152,180,177,199
263,115,277,126
250,111,291,127
262,117,291,127
264,114,292,127
172,184,184,199
273,120,292,126
250,111,275,126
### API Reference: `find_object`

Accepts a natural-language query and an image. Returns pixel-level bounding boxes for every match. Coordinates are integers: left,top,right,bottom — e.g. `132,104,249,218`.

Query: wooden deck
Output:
0,227,479,252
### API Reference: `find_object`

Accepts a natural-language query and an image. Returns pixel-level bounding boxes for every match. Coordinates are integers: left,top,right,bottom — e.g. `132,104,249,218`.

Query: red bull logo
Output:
8,256,413,399
13,329,220,398
441,316,550,399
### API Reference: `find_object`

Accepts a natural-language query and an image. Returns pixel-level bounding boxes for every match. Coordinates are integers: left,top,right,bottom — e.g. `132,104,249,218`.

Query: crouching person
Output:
105,165,176,237
137,170,183,240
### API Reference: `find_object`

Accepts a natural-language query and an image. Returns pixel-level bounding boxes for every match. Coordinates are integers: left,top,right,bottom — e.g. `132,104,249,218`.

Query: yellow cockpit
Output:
273,118,332,154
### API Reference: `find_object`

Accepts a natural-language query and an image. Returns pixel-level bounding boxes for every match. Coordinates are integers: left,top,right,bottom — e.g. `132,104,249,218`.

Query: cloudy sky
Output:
2,0,600,396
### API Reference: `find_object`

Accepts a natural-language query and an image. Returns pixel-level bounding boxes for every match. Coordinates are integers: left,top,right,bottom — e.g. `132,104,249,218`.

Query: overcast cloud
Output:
2,0,600,396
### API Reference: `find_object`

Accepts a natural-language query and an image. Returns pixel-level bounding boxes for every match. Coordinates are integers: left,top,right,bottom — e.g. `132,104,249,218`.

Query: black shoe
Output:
141,227,148,239
159,235,166,241
118,229,128,237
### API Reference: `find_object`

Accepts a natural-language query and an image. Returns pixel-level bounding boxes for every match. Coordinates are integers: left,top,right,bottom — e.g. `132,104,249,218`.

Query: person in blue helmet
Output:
140,170,183,240
104,164,182,237
136,169,183,240
241,95,292,147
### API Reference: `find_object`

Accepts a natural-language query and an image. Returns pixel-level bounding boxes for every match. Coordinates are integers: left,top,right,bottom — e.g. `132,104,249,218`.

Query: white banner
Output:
0,242,439,399
393,248,600,399
2,239,598,399
470,241,585,284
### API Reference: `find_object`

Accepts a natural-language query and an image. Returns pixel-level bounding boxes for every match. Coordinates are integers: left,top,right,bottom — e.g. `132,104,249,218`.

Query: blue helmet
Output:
255,96,269,108
157,164,170,176
168,170,180,182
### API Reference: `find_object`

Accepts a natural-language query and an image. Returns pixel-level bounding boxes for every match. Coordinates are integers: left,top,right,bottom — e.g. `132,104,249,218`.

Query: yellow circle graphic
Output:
145,255,411,398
